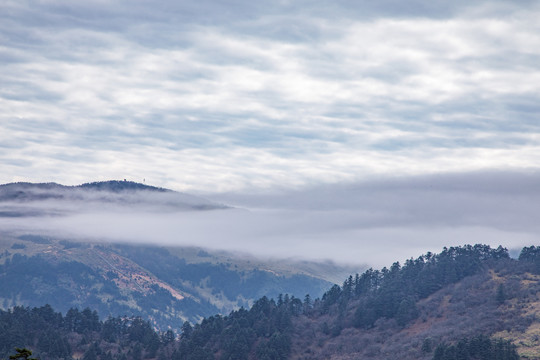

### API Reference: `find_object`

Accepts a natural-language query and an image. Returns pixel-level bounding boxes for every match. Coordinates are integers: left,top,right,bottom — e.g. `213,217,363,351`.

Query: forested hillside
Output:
0,236,332,329
1,244,539,359
288,244,535,359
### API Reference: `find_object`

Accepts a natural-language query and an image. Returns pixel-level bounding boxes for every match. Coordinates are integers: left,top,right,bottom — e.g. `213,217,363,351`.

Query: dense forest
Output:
432,335,519,360
2,244,540,359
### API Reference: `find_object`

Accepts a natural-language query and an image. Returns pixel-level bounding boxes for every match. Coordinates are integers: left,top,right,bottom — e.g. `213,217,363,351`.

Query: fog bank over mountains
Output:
1,172,538,267
0,180,225,217
201,170,540,264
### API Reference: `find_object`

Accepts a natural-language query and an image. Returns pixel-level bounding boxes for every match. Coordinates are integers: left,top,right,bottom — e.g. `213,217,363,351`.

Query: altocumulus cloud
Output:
1,0,540,192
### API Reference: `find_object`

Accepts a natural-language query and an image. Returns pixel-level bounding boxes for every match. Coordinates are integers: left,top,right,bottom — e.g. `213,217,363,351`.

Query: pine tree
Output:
8,348,37,360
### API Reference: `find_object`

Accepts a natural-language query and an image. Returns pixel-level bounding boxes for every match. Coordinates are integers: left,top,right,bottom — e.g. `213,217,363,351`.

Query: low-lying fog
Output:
1,171,539,267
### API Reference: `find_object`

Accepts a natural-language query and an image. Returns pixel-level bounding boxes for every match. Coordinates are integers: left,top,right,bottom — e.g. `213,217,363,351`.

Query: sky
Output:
1,1,540,267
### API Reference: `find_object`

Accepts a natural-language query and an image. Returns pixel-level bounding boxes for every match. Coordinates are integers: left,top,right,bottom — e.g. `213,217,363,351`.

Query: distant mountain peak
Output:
0,180,227,216
78,180,167,193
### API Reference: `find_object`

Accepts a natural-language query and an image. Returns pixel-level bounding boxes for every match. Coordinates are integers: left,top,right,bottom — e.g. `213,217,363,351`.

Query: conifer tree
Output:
7,348,37,360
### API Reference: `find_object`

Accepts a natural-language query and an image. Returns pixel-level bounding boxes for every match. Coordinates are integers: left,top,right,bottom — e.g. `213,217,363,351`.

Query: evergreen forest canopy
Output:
2,244,540,360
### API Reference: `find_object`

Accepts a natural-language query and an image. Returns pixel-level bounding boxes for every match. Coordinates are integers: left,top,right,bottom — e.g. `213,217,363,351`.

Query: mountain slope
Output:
288,245,540,360
155,244,538,360
0,234,334,329
1,244,537,360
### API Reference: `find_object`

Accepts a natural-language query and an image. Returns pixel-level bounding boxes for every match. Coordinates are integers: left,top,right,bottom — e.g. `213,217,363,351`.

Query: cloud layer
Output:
1,171,537,267
1,1,540,192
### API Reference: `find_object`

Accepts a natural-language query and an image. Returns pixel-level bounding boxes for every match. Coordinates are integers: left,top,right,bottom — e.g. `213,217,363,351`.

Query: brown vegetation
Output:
290,262,539,359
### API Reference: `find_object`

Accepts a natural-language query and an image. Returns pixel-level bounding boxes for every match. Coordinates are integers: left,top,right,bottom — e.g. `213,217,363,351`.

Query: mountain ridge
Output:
0,180,227,216
0,180,167,200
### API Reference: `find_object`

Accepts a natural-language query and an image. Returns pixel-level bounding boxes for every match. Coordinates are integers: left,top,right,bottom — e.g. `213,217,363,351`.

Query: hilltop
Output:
0,180,226,216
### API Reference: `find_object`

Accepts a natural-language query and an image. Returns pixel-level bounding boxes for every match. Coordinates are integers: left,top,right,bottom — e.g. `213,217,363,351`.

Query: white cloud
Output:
0,1,540,193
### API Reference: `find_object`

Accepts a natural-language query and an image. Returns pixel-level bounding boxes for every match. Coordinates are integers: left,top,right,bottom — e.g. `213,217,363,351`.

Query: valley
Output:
0,233,337,328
